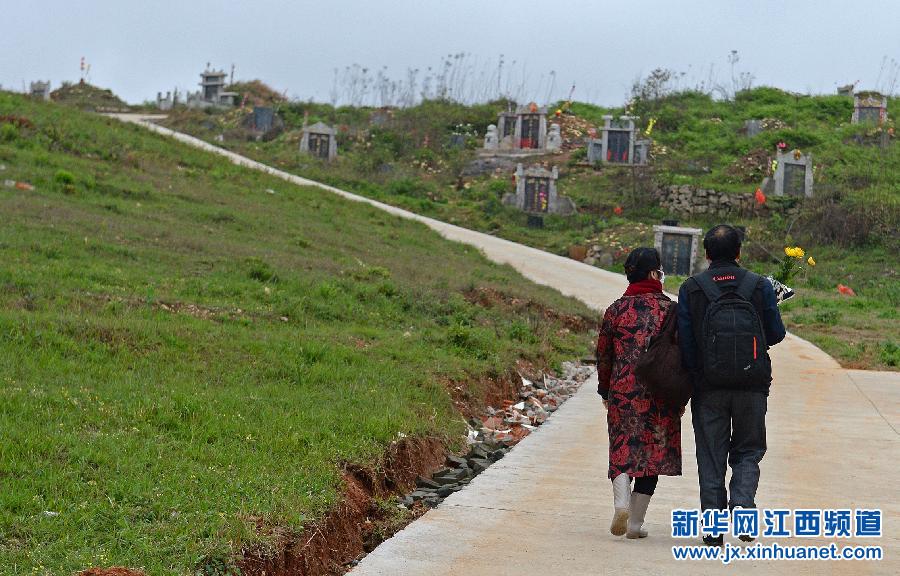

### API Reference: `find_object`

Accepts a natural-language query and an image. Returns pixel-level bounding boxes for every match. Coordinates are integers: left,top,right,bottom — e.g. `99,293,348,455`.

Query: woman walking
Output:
596,247,682,539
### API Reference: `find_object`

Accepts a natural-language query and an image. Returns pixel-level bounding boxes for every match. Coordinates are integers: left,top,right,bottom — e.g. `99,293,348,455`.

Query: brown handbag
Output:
634,309,692,409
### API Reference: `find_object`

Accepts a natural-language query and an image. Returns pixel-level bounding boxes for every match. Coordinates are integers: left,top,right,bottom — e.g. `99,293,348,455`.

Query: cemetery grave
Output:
774,149,814,197
482,103,561,154
852,92,889,125
29,80,51,101
653,224,703,276
503,164,576,216
585,115,650,166
300,121,338,160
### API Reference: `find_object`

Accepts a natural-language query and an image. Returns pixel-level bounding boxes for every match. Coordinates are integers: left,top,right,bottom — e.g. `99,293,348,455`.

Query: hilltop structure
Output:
185,66,238,109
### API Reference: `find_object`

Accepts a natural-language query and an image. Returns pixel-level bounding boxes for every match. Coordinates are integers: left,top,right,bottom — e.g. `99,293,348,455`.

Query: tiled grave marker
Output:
253,107,275,133
487,104,549,151
299,122,338,160
586,115,650,166
30,81,50,101
502,164,576,215
852,93,888,125
774,150,813,197
653,225,703,276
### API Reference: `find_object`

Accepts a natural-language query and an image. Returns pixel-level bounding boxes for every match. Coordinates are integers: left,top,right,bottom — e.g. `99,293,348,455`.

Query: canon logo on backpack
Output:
712,275,736,281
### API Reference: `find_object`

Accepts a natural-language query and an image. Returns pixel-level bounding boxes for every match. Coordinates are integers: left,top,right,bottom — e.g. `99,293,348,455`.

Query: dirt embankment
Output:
237,437,446,576
236,359,555,575
463,286,594,334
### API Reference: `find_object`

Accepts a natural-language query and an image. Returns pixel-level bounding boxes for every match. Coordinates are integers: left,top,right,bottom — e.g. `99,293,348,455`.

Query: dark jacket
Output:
677,260,786,394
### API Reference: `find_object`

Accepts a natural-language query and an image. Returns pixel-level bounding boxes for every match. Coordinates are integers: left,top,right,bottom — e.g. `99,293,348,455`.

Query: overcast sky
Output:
3,0,898,105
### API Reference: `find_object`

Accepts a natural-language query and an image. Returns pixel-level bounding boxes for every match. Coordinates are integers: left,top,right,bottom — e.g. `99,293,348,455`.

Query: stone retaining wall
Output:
655,185,757,216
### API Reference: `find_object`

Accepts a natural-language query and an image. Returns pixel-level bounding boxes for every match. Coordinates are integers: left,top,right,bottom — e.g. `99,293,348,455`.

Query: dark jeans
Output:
691,389,767,510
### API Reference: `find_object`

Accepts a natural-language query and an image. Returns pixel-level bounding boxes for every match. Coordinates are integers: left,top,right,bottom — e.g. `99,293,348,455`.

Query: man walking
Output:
677,224,786,546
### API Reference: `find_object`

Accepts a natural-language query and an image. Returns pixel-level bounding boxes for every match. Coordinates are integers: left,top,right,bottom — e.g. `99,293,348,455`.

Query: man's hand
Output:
602,399,609,409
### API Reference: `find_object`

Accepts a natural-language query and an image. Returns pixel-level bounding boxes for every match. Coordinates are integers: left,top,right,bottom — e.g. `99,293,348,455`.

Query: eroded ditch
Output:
236,361,595,576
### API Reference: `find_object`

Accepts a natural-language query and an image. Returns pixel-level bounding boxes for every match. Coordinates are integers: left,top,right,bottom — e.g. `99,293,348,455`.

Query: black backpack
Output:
695,270,770,389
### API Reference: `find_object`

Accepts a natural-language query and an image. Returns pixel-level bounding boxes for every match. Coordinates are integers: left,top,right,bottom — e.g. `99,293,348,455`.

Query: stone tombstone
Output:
633,140,650,165
489,104,548,151
526,214,544,228
156,91,174,111
497,112,517,146
253,106,275,133
653,225,703,276
483,124,499,150
774,150,813,197
587,115,650,166
586,138,604,164
449,134,467,149
744,119,763,137
503,164,576,215
30,81,51,101
370,108,393,126
837,84,855,98
546,123,562,151
852,93,889,125
299,122,338,160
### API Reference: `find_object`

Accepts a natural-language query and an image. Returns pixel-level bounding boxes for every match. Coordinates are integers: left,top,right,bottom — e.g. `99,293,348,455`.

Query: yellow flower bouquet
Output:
775,245,815,285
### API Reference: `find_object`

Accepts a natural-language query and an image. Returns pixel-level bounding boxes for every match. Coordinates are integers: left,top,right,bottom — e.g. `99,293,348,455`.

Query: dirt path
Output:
111,115,900,575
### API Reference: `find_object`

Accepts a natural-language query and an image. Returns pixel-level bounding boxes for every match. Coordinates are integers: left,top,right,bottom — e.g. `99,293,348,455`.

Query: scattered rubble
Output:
555,113,599,152
3,179,34,191
398,362,594,509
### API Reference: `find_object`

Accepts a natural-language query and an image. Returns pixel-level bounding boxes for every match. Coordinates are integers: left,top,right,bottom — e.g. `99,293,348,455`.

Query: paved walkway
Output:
112,115,900,575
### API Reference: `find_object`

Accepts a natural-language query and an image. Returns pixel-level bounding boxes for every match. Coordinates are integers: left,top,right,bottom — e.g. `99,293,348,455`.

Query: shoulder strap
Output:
663,307,678,338
694,272,723,303
735,270,760,302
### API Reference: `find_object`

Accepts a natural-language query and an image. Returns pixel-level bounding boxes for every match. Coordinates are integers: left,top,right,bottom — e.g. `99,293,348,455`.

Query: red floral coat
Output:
596,292,682,479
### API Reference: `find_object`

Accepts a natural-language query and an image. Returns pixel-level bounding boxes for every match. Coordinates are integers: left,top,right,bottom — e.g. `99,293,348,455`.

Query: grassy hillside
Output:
160,88,898,370
0,93,593,574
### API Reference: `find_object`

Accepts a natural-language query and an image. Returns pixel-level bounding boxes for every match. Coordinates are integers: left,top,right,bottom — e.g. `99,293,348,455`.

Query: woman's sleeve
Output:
596,307,615,400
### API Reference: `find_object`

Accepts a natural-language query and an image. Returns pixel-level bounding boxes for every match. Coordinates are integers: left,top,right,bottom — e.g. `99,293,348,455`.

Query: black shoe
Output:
703,535,724,547
738,534,755,543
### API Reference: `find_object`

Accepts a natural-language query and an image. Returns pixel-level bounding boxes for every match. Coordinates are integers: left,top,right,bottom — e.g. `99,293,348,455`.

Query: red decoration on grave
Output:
755,188,767,205
613,206,623,215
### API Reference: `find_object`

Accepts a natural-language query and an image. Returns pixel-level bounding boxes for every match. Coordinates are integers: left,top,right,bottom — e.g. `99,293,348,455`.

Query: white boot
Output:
610,473,631,536
626,492,651,539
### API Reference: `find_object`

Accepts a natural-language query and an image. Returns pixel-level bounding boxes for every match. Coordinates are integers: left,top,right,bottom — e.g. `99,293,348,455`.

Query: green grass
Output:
0,93,593,574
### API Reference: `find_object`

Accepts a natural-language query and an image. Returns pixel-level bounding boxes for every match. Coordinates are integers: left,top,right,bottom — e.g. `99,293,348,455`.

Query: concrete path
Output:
112,115,900,575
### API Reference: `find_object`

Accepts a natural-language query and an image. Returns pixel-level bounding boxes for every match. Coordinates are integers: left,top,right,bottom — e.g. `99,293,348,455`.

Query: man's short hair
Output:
703,224,742,261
